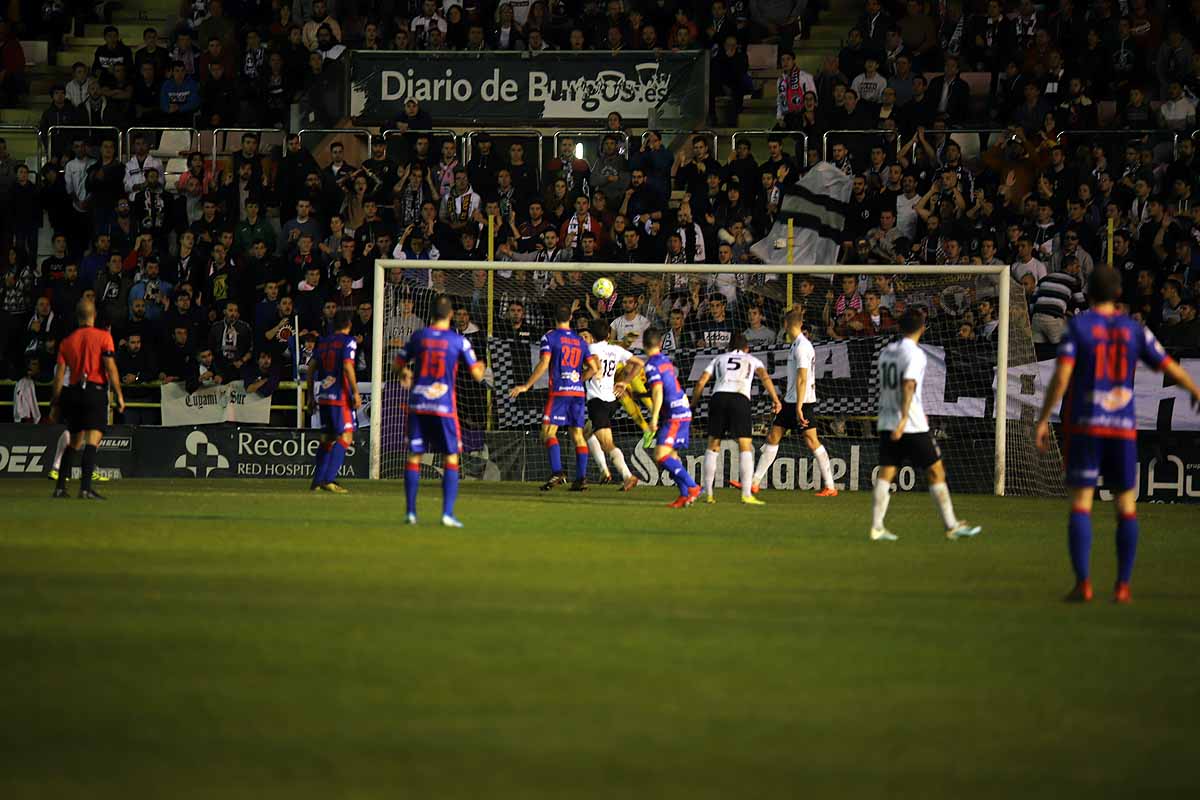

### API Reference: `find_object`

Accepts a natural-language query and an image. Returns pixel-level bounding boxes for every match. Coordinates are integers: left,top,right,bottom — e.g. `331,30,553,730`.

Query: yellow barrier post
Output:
785,218,795,309
1107,218,1114,267
486,215,495,431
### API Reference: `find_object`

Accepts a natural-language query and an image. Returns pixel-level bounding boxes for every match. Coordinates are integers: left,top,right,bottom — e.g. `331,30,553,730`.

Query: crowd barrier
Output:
1,423,1196,502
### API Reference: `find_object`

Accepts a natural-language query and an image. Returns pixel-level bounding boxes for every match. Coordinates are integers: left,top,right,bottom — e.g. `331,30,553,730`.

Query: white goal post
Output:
371,260,1013,494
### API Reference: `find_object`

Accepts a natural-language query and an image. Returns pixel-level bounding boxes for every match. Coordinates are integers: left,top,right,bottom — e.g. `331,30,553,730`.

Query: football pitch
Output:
2,480,1198,798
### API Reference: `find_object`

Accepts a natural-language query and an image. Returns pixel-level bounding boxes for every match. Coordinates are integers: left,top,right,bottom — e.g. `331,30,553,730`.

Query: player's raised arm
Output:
756,366,782,415
510,352,550,397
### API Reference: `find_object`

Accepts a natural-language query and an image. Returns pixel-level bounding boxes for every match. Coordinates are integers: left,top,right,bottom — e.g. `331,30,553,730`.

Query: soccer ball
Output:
592,277,615,299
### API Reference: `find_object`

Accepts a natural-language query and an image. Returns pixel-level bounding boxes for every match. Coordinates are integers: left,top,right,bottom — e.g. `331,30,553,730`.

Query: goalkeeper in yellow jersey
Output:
609,293,656,448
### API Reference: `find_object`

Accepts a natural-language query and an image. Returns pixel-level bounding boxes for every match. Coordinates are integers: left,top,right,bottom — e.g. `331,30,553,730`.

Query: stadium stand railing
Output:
733,129,809,167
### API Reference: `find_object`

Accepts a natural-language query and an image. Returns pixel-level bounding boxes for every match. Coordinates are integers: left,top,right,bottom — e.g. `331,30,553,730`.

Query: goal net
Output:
370,260,1064,497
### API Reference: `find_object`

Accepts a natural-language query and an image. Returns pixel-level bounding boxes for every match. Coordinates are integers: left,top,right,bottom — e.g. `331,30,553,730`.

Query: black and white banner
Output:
488,336,995,429
161,380,272,427
349,50,708,125
1003,358,1200,431
487,337,1200,432
751,162,852,266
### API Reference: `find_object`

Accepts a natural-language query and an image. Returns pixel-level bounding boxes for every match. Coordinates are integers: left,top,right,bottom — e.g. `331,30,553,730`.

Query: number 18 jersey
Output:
586,341,635,402
876,337,928,433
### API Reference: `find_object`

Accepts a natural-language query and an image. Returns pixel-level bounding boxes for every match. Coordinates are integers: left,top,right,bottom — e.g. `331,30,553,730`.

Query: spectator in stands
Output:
209,301,252,374
743,304,775,346
66,61,90,107
94,253,130,327
1031,256,1086,343
134,27,169,80
12,356,40,422
39,85,76,140
117,332,154,385
1160,279,1186,329
243,350,280,398
1160,302,1200,350
159,325,195,384
159,60,201,126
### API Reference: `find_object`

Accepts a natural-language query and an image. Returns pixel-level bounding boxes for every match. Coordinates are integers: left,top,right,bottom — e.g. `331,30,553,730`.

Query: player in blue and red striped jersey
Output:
643,327,701,508
307,310,361,494
1037,268,1200,604
509,303,600,492
395,295,486,527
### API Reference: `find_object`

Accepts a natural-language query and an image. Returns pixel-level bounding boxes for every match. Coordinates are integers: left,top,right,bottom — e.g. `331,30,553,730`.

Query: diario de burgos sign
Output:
348,50,708,125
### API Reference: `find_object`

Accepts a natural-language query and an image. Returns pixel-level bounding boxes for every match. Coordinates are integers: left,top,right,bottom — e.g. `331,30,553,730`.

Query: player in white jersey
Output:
691,333,782,504
733,309,838,497
580,319,644,491
869,309,982,542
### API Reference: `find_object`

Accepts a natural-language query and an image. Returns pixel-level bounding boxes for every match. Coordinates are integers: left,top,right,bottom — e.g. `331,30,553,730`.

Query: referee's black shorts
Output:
587,397,617,431
878,431,941,470
62,384,108,434
708,392,752,439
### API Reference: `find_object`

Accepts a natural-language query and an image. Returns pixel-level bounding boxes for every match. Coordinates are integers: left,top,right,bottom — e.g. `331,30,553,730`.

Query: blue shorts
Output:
543,394,586,429
319,404,357,436
1065,434,1137,490
409,413,462,455
656,418,691,450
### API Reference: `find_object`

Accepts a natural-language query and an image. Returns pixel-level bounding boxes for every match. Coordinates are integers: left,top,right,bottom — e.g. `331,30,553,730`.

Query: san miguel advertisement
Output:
348,50,708,126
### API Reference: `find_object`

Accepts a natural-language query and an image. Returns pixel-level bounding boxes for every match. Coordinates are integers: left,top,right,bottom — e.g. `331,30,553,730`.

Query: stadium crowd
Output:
2,0,1199,420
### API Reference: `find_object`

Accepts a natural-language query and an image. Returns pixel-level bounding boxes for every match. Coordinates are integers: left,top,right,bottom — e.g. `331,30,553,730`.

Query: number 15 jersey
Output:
398,327,479,417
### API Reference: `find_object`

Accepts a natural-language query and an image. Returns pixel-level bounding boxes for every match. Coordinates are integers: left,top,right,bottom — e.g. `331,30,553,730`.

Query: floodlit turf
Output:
1,479,1198,799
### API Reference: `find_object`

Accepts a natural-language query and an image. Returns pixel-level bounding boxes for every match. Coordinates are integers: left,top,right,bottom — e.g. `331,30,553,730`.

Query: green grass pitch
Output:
2,479,1198,798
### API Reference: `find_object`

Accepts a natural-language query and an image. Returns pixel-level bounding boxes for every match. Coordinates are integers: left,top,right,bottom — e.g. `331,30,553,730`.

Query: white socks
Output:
608,447,631,481
53,430,68,470
872,479,892,530
739,451,754,498
703,449,718,496
751,443,779,487
587,434,608,477
929,482,958,529
813,445,834,490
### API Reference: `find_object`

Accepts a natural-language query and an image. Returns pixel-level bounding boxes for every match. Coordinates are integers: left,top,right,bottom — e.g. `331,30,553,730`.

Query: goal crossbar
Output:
370,260,1011,495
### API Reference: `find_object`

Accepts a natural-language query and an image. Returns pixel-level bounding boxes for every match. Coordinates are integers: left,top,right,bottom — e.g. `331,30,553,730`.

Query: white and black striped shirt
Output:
1031,270,1086,319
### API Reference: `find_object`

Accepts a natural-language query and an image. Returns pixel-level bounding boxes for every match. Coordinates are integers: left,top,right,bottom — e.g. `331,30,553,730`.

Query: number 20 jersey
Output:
398,327,479,416
540,328,591,396
1057,310,1169,439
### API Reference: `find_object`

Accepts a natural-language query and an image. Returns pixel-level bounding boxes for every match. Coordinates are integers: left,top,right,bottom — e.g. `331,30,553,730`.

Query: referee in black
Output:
49,299,125,499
